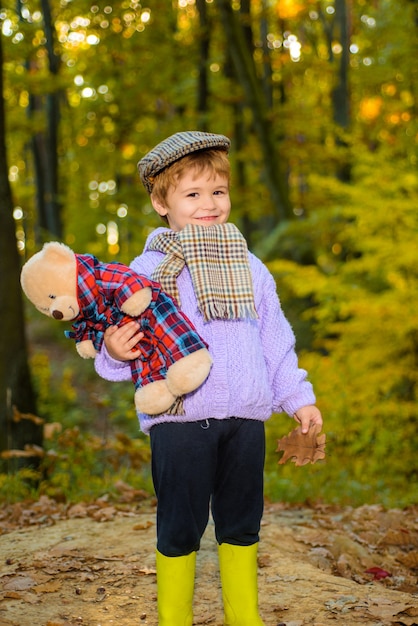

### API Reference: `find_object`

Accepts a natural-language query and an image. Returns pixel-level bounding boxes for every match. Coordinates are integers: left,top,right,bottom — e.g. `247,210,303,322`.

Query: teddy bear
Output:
20,242,212,415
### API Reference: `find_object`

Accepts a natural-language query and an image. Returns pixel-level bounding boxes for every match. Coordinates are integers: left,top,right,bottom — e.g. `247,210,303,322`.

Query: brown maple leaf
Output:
276,424,326,466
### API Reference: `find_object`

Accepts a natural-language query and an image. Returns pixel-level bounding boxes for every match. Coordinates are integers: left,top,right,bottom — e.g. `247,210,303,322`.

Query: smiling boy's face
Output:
151,167,231,232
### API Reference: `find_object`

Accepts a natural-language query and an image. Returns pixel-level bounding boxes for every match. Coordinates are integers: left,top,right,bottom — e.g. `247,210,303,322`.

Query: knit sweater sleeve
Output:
94,346,132,382
252,256,316,416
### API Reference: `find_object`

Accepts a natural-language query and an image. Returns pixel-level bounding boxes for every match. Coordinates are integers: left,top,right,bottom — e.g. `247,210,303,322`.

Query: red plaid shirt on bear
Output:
66,254,208,389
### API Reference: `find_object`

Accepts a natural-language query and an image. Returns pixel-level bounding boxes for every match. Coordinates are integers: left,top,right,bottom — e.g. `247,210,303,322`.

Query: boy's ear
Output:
150,194,168,217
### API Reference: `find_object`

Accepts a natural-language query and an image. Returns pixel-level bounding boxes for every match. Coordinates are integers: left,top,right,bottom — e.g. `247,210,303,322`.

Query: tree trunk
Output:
231,0,253,245
260,1,274,110
41,0,62,237
0,34,43,471
331,0,350,130
196,0,210,130
20,0,62,240
320,0,352,181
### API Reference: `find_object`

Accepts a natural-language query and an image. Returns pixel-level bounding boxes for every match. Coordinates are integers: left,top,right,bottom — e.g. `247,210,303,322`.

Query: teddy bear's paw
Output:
166,348,212,397
134,380,177,415
76,340,97,359
121,287,152,316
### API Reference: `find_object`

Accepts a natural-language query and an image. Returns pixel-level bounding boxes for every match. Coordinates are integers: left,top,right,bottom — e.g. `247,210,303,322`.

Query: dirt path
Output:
0,499,417,625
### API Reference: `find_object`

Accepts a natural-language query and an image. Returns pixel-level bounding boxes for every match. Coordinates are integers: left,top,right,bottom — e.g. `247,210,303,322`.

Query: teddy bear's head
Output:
21,242,80,321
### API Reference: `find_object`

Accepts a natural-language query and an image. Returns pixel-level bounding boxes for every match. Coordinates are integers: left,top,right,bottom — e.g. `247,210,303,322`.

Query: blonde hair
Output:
151,149,230,206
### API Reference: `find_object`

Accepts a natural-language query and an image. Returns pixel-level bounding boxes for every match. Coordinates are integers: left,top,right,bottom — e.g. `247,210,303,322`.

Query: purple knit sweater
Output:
94,227,316,434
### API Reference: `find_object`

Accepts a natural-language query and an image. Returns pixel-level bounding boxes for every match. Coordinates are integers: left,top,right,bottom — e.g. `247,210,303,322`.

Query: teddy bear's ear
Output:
41,242,75,265
20,241,76,298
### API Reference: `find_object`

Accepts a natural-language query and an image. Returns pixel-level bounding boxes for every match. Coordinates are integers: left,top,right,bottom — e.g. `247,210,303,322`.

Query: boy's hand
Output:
293,405,323,434
104,321,144,361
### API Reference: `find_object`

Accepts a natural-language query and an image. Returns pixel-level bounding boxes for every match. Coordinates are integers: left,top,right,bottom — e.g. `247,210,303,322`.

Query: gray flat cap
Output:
138,131,231,193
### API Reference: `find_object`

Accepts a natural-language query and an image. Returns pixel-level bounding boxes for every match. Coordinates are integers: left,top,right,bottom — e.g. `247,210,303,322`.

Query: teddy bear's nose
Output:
52,310,64,320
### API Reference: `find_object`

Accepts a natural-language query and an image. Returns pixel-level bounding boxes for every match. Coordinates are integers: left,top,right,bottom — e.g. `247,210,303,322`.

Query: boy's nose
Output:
202,194,216,209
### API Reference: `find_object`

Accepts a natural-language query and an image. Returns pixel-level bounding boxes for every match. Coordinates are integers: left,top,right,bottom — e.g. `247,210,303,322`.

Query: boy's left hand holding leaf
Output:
276,405,326,466
293,404,323,433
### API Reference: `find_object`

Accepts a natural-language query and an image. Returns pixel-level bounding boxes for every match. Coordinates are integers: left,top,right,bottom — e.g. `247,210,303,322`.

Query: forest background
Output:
0,0,417,510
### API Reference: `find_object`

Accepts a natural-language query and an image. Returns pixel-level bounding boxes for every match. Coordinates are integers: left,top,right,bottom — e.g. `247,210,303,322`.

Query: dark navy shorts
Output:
150,417,265,557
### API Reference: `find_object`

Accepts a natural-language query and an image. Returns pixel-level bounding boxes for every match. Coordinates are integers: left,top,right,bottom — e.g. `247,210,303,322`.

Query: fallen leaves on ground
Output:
0,498,417,625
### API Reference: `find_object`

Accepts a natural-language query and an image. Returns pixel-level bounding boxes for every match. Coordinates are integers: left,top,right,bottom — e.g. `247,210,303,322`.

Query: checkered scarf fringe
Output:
149,223,257,322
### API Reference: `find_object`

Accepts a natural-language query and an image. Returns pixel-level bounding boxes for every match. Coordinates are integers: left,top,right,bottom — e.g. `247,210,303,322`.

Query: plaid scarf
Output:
149,223,257,322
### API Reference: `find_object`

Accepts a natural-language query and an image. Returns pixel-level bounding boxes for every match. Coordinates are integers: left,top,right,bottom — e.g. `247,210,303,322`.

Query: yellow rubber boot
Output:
156,550,196,625
218,543,265,625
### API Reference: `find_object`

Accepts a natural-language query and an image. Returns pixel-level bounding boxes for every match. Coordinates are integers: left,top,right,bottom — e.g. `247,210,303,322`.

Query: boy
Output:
95,131,323,625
